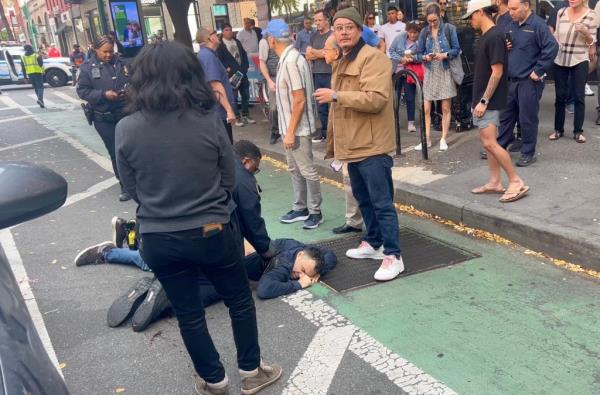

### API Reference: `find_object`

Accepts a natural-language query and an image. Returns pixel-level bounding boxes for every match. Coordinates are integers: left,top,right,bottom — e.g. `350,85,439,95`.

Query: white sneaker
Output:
235,118,245,127
374,255,405,281
414,142,432,151
407,121,417,133
585,84,595,96
439,138,448,151
243,116,256,124
346,241,385,260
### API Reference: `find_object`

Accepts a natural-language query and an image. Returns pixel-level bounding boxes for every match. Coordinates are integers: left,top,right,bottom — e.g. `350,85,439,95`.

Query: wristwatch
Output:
332,91,338,102
480,98,489,106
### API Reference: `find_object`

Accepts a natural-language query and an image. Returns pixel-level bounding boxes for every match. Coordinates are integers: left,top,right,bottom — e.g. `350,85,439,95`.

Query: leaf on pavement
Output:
115,388,126,393
59,363,66,369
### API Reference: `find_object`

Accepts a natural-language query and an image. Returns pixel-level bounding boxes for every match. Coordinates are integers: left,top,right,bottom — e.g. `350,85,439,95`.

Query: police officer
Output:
22,45,45,108
77,35,131,201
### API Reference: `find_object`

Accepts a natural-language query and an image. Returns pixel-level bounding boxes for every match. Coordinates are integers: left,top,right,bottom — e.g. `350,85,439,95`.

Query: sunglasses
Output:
367,16,375,19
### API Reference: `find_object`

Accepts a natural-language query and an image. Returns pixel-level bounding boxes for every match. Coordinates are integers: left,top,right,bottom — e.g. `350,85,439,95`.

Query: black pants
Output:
29,73,44,101
94,120,120,181
234,75,250,117
140,216,260,383
222,120,233,144
554,62,588,135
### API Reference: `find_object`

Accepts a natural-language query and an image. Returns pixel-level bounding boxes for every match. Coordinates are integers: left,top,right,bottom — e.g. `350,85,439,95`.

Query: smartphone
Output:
504,32,512,46
330,160,343,172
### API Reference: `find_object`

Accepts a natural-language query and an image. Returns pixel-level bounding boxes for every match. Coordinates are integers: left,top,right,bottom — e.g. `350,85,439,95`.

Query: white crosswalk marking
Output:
51,90,83,105
0,114,34,124
0,95,19,109
0,136,59,152
28,94,57,107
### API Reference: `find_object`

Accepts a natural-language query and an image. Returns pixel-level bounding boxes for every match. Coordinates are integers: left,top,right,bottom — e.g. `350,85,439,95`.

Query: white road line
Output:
282,291,457,395
0,229,63,377
63,177,119,207
0,114,34,123
283,326,355,395
0,136,60,152
28,94,57,107
51,91,83,105
0,95,22,110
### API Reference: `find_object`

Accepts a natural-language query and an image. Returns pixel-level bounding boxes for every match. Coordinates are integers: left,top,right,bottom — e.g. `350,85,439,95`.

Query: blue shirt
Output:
495,11,513,33
506,13,559,79
362,25,380,48
295,28,314,54
198,46,235,120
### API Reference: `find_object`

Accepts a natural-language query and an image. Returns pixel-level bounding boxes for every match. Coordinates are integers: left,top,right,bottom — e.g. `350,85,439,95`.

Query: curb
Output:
257,144,600,272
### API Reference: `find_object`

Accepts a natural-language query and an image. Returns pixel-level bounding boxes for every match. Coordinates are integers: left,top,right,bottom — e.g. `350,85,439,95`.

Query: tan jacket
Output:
325,40,396,160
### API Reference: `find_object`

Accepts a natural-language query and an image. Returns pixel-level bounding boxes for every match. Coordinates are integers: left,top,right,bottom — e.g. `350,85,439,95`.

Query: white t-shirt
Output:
237,29,259,54
378,21,406,56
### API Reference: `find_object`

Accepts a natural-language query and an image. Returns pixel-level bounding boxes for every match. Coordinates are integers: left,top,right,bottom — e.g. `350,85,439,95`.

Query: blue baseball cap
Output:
262,19,290,39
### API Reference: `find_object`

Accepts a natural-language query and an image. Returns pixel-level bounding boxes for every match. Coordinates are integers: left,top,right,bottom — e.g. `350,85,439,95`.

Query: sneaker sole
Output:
111,216,121,247
131,284,171,332
374,266,406,281
107,277,154,327
241,368,283,395
74,241,112,266
280,215,309,224
302,218,324,230
346,250,385,260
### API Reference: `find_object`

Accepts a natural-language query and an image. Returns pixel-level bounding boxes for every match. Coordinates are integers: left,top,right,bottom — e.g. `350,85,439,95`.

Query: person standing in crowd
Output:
70,44,85,67
76,36,130,201
497,0,558,167
390,22,423,133
316,7,405,281
116,41,282,395
21,44,45,108
464,0,529,203
47,43,60,57
365,12,381,35
549,0,597,144
295,18,314,55
109,31,125,55
306,9,333,143
416,2,460,151
338,1,387,51
196,27,237,143
258,33,281,144
378,6,406,56
265,19,323,230
494,0,513,31
217,23,256,127
238,18,260,54
438,0,450,23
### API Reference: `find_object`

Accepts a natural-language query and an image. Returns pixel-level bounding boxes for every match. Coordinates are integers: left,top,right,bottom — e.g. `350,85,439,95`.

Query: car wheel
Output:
45,69,68,87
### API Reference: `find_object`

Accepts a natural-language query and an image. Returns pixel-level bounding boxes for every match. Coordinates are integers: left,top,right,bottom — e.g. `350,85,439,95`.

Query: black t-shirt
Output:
471,26,508,111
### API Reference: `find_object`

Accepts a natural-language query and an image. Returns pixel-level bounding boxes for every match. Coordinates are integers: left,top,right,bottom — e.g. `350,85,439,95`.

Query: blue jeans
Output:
398,77,416,122
104,247,151,271
347,155,401,257
313,73,331,137
29,73,44,101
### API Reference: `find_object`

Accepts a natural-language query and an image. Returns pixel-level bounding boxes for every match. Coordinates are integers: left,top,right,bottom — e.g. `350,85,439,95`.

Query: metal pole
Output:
97,0,109,34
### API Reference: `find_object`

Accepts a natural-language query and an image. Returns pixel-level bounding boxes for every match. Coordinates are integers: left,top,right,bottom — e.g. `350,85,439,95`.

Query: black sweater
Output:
116,110,235,233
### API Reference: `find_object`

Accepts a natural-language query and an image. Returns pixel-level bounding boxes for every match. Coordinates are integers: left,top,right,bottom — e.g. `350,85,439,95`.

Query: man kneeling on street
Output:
74,140,337,331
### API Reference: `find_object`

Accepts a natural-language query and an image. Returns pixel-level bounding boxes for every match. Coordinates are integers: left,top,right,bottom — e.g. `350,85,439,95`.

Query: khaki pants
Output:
343,163,363,229
285,136,322,214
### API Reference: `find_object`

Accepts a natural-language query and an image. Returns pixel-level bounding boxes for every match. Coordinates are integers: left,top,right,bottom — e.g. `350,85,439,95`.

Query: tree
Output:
0,0,15,41
164,0,192,48
269,0,299,19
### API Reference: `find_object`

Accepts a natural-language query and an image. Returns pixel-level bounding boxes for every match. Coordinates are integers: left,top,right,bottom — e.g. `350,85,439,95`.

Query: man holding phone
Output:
497,0,558,167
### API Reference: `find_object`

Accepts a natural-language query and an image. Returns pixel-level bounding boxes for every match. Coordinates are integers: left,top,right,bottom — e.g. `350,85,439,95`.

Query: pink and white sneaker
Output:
346,241,385,260
374,255,405,281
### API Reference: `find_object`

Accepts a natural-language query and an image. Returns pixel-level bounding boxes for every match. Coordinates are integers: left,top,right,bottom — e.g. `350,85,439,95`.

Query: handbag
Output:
443,24,465,85
405,62,424,84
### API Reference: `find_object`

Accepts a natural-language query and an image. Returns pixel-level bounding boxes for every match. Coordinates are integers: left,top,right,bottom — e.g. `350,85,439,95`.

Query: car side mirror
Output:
0,162,68,229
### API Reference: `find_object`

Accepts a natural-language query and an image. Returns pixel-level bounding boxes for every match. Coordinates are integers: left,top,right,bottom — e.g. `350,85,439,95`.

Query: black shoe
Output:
596,114,600,126
516,155,536,167
269,133,280,145
111,216,127,248
107,277,154,328
303,213,324,230
508,139,523,152
74,241,114,266
131,278,171,332
119,190,132,202
480,149,487,160
332,224,362,234
37,99,45,108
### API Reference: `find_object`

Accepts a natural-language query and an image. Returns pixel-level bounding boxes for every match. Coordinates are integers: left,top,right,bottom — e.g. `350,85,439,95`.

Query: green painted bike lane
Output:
45,108,600,394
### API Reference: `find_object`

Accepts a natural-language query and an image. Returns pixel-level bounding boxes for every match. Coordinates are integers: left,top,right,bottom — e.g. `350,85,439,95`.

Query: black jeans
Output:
554,62,588,135
140,216,260,383
313,73,331,137
29,73,44,101
234,75,250,117
94,120,119,181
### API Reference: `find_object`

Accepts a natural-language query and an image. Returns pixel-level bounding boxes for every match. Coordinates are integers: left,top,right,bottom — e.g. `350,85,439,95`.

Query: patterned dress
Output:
423,38,457,101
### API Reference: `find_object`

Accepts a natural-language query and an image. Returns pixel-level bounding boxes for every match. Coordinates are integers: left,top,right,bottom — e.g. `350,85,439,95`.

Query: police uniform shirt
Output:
76,55,128,113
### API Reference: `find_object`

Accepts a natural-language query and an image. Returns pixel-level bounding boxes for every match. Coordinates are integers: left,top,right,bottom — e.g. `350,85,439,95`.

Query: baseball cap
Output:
462,0,493,19
262,19,290,39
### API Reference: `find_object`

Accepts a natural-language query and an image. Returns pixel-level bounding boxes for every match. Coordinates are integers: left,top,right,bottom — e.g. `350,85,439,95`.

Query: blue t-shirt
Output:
362,25,380,48
198,46,235,120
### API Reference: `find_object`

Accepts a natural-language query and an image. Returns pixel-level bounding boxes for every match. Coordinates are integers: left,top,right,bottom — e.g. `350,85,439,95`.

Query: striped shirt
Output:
554,7,598,67
275,45,317,137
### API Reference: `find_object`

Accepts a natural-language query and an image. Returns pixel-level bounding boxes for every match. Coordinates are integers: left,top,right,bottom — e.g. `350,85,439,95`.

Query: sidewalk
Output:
235,84,600,270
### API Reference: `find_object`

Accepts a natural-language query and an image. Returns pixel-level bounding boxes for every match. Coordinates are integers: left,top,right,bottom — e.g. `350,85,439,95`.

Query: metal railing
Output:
394,69,428,160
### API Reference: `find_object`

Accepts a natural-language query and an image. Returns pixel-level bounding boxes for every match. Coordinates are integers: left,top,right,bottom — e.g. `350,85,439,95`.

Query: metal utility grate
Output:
315,228,479,293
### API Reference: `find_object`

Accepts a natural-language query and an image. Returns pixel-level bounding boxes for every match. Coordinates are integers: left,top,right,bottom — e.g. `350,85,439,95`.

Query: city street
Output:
1,84,600,395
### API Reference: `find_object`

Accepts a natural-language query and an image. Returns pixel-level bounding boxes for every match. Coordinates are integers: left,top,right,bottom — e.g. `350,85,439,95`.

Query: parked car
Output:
0,161,69,395
0,47,72,87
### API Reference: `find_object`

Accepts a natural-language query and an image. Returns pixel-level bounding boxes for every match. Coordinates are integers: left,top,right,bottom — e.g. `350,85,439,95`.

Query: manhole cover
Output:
316,228,479,293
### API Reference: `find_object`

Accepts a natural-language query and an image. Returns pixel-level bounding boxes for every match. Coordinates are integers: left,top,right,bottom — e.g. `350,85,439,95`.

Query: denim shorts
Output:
472,109,500,130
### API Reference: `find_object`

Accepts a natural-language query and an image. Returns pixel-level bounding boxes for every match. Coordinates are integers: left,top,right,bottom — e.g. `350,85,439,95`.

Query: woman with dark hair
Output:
76,35,131,201
115,41,282,395
364,11,380,34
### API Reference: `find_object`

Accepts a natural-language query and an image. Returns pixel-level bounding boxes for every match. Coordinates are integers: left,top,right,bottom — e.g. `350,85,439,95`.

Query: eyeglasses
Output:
334,24,357,33
427,18,439,24
439,2,448,5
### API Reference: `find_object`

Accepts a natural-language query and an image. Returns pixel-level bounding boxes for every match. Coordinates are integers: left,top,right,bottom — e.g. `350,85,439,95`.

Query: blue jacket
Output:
256,239,337,299
232,158,271,255
389,32,421,73
415,22,460,70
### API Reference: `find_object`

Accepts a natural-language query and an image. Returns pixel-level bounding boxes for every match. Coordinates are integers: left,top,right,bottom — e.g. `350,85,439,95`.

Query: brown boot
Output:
194,376,230,395
240,362,282,395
